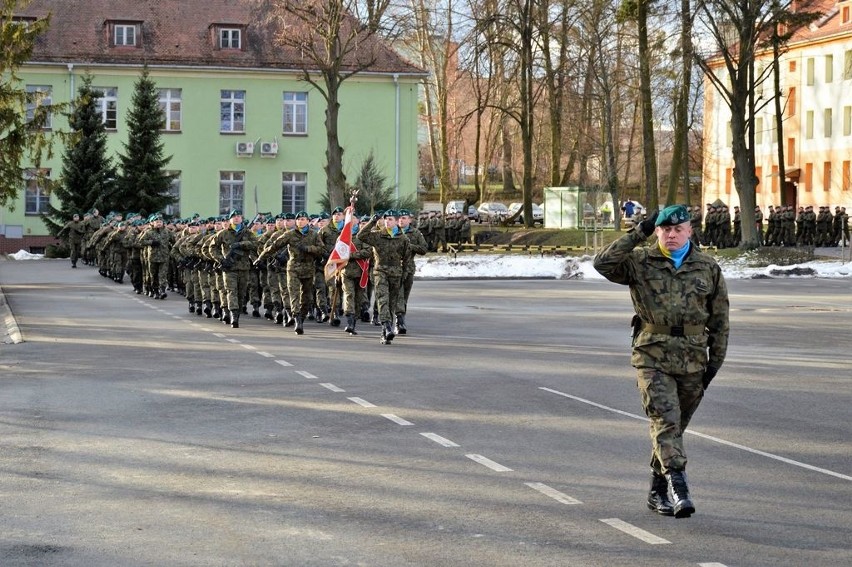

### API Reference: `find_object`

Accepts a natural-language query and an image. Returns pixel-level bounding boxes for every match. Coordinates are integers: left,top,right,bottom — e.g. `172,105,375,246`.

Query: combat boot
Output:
344,313,358,335
195,302,203,315
231,312,240,329
264,306,274,320
284,308,295,327
294,315,304,335
371,311,380,326
646,471,674,516
222,308,231,325
274,302,284,324
329,309,341,327
665,469,695,518
360,307,371,323
395,314,407,335
158,288,168,300
188,300,195,313
380,321,395,344
204,300,213,318
251,303,261,318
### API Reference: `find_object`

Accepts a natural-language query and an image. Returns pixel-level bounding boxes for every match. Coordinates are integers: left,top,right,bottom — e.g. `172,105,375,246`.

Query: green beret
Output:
398,209,412,217
383,209,399,218
295,211,309,219
332,206,345,214
228,209,242,219
655,205,690,227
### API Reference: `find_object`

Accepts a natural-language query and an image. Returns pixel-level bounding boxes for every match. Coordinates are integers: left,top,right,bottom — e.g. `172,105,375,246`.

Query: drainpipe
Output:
393,74,400,201
67,63,75,100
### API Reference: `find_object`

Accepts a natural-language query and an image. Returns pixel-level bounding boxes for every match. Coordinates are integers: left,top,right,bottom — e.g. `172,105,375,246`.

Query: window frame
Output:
113,23,138,47
282,172,308,213
220,90,245,133
158,88,182,132
25,84,52,129
219,171,245,215
24,169,51,215
219,27,242,50
93,87,118,130
164,172,181,217
283,92,308,135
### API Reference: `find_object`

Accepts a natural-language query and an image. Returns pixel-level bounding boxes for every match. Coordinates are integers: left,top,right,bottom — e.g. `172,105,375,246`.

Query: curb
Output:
0,284,23,344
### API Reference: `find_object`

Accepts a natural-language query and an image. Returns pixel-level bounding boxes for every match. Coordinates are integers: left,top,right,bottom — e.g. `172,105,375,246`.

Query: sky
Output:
9,249,852,280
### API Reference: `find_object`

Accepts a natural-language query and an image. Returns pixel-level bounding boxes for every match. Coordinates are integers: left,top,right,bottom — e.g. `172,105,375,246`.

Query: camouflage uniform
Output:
60,216,86,267
139,222,172,298
593,219,729,477
396,219,428,334
207,218,260,327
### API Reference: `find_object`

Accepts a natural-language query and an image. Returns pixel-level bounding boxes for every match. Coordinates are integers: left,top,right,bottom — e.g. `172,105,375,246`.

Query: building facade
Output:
702,0,852,211
2,0,424,253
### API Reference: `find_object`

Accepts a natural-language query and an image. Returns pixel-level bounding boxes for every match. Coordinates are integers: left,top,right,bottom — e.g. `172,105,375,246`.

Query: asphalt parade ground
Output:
1,258,850,566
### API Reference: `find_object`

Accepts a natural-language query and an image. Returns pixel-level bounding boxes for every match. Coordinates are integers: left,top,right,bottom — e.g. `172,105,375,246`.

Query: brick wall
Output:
0,236,62,255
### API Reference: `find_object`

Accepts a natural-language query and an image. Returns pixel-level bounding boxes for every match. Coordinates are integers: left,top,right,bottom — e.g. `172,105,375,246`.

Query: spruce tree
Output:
114,68,174,216
43,75,115,235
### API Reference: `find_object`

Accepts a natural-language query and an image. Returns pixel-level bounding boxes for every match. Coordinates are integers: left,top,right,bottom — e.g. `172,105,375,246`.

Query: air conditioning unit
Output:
260,141,279,158
235,141,254,157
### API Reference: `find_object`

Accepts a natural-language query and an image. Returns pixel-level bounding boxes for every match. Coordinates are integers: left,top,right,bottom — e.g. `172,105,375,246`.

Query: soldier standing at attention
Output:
754,206,764,245
593,204,730,519
358,210,411,344
395,209,428,335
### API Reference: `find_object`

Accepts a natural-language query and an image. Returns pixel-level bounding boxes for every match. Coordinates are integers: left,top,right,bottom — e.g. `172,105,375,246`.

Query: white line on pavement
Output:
599,518,670,545
348,397,376,408
466,454,513,472
524,482,582,505
420,433,460,447
225,338,240,344
540,387,852,482
295,370,316,379
240,344,256,350
320,383,345,393
274,360,293,368
698,563,729,567
213,333,226,338
381,414,413,426
256,351,274,358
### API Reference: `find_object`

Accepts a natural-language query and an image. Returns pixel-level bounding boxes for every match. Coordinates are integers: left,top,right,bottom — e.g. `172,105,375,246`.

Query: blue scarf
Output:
658,240,690,269
336,220,344,231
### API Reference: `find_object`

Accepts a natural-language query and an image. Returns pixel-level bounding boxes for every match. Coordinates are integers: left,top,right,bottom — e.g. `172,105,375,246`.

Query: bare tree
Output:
254,0,398,208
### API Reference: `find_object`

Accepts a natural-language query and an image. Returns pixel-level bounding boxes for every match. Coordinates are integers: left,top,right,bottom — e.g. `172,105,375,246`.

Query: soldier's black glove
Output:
702,365,719,390
638,210,659,237
220,257,234,270
297,243,308,253
372,213,381,222
229,241,242,251
149,240,161,248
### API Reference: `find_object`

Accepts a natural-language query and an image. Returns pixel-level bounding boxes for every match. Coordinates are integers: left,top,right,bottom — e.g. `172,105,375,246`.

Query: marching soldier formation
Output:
62,207,429,344
686,202,849,249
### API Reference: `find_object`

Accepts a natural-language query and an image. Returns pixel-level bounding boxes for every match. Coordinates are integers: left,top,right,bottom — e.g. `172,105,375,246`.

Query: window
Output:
219,171,244,214
113,23,138,47
824,108,833,138
845,50,852,80
158,88,182,131
806,58,815,85
787,87,796,117
844,106,852,136
220,90,245,133
282,172,307,213
724,168,732,194
725,121,732,147
771,166,779,193
25,85,52,129
219,27,241,49
755,117,764,144
787,138,796,165
804,162,813,192
826,55,834,83
844,6,850,25
283,92,308,134
843,160,851,191
164,173,181,217
24,170,50,215
824,162,832,191
789,60,797,73
93,87,118,130
805,110,814,139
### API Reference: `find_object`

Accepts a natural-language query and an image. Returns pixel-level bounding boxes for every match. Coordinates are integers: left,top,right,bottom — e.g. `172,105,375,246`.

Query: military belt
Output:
642,323,705,337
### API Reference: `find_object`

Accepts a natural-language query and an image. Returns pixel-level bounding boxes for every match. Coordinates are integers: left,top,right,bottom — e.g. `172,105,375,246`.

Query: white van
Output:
445,201,466,215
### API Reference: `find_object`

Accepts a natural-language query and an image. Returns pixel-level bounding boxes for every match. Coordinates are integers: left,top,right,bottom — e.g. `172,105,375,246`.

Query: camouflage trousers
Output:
373,272,402,324
396,271,415,315
197,269,212,303
223,269,250,312
637,368,704,474
148,261,169,292
286,272,315,318
341,274,368,316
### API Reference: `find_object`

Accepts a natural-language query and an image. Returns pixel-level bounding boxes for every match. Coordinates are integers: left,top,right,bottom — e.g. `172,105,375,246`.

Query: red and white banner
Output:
324,206,370,287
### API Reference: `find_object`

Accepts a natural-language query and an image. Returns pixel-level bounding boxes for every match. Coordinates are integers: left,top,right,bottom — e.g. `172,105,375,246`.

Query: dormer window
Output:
215,25,245,50
108,21,142,48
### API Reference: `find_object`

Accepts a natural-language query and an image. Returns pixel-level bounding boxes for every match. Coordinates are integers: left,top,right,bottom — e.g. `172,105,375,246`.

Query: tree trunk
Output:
637,0,658,210
323,70,346,208
665,0,691,206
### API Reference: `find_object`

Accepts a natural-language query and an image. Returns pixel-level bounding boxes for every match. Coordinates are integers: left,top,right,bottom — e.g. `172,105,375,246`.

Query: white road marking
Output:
381,414,413,426
599,518,670,545
525,482,582,505
348,397,376,408
320,383,345,393
540,387,852,482
274,360,293,368
240,344,256,350
420,433,460,447
466,454,513,472
225,338,240,344
295,370,317,379
213,333,226,338
698,563,729,567
256,351,274,358
172,316,181,320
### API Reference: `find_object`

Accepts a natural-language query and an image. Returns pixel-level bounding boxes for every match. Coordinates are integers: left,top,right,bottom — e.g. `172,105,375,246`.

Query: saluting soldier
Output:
594,205,729,519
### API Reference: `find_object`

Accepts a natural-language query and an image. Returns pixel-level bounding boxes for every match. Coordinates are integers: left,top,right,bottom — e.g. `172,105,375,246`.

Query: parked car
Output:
477,202,509,223
508,202,544,225
467,205,480,222
445,200,466,215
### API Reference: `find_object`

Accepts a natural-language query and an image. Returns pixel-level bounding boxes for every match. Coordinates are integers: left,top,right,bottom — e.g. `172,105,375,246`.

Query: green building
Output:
2,0,424,253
